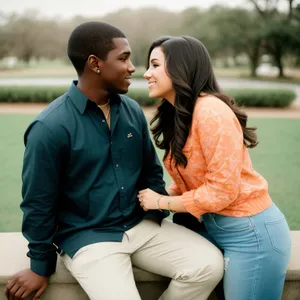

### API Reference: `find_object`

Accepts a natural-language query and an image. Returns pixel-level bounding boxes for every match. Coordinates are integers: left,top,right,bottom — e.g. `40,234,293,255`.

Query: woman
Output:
138,36,291,300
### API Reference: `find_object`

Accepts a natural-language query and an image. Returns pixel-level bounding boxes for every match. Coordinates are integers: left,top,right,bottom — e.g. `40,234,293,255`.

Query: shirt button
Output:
123,224,127,228
116,164,119,167
121,186,124,190
102,119,105,123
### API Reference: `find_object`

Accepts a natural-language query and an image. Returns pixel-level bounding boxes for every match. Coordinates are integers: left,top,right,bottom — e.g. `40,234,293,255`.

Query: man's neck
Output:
77,77,109,106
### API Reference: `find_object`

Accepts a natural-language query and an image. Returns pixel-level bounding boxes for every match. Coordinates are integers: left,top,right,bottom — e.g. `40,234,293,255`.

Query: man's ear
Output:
87,55,103,74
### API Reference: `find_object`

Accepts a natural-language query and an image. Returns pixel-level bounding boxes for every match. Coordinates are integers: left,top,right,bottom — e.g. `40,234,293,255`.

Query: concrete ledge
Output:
1,231,299,300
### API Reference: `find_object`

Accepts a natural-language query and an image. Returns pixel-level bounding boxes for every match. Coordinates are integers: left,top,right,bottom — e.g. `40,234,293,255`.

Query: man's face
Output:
100,38,135,94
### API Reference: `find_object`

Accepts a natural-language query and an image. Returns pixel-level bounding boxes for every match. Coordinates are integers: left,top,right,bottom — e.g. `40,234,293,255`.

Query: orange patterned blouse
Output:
164,94,272,218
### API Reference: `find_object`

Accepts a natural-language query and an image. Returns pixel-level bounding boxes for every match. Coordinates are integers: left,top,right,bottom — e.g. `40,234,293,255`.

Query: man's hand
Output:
5,269,48,300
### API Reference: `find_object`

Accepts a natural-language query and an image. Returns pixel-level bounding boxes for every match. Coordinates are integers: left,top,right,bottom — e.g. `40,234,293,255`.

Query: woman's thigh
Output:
203,204,291,300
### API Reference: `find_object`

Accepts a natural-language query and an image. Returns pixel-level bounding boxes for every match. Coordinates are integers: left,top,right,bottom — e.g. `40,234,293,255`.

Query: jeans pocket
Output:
265,217,291,256
211,214,253,232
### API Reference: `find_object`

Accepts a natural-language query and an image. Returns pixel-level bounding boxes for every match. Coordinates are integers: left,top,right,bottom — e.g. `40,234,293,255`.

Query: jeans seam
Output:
211,215,254,232
249,216,261,300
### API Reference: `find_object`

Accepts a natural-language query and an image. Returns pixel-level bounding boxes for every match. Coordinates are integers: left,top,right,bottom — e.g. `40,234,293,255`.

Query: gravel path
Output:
1,103,300,119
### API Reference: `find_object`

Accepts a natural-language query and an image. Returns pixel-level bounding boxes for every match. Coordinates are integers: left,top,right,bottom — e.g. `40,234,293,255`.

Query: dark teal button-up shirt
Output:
21,81,169,276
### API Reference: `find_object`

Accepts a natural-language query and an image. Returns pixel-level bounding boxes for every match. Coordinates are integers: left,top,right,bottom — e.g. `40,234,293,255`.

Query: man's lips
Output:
125,77,131,84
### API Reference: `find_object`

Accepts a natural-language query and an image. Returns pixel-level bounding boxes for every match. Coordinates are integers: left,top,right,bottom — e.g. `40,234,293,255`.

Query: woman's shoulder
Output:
193,93,234,121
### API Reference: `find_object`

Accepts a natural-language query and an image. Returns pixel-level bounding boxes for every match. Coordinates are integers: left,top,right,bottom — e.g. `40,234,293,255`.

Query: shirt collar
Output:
67,80,122,114
67,81,88,114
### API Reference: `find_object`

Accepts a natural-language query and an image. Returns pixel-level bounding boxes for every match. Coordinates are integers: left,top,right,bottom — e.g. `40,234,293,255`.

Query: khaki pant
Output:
62,219,224,300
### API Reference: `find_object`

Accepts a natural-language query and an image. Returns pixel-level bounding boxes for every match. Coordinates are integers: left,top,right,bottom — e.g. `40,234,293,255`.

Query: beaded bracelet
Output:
156,195,163,212
167,197,176,213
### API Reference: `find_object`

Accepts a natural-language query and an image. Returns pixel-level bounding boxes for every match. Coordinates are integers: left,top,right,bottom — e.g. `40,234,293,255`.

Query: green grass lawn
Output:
0,114,299,232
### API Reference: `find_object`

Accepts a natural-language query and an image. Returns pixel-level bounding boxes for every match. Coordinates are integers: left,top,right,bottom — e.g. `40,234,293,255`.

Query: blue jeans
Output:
200,204,291,300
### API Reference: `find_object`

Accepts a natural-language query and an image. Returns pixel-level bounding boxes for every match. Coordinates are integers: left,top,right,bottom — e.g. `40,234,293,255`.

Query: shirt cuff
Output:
144,210,170,225
30,256,57,276
182,190,205,219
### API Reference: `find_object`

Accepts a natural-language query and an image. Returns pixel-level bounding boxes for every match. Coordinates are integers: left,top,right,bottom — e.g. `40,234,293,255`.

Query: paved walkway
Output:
1,103,300,119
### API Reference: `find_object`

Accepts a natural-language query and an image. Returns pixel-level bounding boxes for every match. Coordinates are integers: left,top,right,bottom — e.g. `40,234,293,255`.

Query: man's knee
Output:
204,250,224,285
180,248,224,285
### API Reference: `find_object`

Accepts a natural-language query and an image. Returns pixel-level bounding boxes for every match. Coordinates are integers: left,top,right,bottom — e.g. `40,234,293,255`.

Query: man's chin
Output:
109,85,129,94
115,87,129,94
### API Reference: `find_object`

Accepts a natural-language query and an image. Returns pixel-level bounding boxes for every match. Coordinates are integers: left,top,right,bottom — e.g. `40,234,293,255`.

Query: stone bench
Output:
1,232,299,300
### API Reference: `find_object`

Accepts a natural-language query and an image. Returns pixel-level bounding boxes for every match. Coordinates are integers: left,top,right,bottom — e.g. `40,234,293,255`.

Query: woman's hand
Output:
138,189,187,212
138,188,162,211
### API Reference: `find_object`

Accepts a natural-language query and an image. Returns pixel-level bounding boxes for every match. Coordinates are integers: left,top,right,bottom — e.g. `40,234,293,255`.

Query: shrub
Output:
0,86,68,103
226,88,296,108
0,86,296,107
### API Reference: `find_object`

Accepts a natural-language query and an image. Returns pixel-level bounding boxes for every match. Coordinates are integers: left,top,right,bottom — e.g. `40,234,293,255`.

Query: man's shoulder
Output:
35,93,69,123
24,93,69,142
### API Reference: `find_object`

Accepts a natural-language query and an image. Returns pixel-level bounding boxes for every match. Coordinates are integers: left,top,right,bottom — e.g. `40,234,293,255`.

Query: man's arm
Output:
22,121,62,275
138,108,169,220
6,120,64,299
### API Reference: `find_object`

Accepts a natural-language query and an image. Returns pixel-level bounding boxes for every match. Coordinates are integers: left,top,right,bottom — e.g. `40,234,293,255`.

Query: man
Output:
5,22,223,300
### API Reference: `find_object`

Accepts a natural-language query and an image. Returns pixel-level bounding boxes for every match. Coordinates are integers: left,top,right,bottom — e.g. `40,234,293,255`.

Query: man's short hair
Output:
67,21,126,75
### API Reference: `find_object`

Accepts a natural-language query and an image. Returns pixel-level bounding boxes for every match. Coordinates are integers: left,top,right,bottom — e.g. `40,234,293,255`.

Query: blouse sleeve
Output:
182,102,244,217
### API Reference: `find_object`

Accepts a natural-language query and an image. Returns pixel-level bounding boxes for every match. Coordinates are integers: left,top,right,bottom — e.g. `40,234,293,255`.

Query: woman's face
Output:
144,47,175,105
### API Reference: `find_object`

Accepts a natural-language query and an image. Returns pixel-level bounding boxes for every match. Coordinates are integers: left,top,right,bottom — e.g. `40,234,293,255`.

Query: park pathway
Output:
1,103,300,119
142,105,300,119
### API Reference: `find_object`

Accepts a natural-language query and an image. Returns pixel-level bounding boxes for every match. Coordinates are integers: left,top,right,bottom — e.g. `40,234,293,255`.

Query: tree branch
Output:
287,0,295,22
249,0,266,18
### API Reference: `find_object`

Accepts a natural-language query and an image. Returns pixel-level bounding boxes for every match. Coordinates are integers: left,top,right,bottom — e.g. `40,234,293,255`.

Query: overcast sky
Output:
0,0,252,18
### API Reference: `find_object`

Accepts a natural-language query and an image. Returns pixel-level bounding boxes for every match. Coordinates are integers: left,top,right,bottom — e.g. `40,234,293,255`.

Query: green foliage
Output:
0,86,296,107
1,4,299,77
0,86,69,103
226,88,296,107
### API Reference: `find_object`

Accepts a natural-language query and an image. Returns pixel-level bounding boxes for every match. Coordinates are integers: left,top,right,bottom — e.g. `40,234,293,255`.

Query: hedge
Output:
0,86,296,107
227,88,296,108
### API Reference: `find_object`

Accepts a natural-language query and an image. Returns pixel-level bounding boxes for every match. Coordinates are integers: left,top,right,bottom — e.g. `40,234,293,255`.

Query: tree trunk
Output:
22,48,32,67
250,60,257,77
248,42,260,77
273,44,285,77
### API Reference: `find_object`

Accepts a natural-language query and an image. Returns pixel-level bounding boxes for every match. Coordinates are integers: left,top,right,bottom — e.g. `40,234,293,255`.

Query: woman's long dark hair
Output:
146,36,258,168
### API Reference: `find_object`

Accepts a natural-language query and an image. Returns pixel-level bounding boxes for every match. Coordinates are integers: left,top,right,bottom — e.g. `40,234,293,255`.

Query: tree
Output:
249,0,299,77
202,6,264,77
101,7,180,66
4,11,43,64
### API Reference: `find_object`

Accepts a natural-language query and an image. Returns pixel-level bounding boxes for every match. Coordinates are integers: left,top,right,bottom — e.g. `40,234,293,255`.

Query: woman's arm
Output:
167,189,180,196
138,188,186,212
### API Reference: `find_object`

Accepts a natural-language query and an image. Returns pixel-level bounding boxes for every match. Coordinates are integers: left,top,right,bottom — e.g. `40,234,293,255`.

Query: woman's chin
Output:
148,91,160,99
